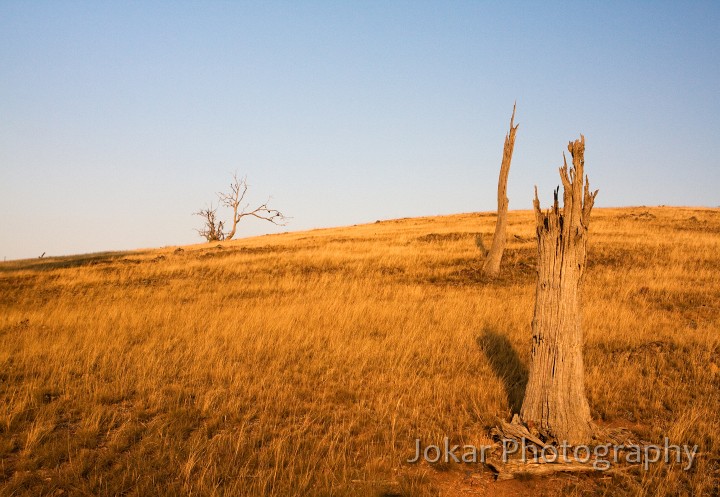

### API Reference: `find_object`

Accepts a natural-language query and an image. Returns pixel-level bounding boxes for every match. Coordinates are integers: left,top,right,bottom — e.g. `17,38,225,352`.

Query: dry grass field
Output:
1,206,719,496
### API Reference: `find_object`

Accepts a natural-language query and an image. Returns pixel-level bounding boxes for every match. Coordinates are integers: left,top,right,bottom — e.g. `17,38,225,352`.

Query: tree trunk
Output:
482,104,519,277
520,135,598,445
225,206,240,241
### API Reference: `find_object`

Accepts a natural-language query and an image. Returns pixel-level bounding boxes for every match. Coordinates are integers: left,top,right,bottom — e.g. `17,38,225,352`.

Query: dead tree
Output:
520,135,598,445
194,204,225,242
195,174,287,242
482,104,519,276
217,174,287,241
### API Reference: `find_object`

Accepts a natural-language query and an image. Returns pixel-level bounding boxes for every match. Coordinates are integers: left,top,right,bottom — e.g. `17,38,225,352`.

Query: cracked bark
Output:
520,135,598,445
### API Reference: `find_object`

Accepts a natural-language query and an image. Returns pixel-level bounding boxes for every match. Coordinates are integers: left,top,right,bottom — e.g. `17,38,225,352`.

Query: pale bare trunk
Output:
520,136,598,445
225,202,240,241
483,104,518,276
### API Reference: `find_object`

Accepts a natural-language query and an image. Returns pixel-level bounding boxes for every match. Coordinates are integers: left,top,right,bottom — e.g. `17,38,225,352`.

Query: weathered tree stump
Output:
482,104,519,276
520,135,599,445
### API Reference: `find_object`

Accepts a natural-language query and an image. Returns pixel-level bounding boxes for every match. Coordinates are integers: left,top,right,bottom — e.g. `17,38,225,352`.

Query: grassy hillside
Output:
1,207,718,496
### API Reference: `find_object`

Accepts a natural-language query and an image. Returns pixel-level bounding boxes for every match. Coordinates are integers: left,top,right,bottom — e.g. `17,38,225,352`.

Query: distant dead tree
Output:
520,135,598,444
195,173,287,242
482,104,519,276
194,204,225,242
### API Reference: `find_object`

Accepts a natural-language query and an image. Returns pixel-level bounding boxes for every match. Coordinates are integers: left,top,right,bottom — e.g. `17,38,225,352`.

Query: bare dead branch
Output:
235,197,288,225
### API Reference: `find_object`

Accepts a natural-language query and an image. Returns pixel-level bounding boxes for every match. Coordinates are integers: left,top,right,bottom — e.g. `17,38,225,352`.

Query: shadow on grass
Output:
477,329,528,414
0,250,144,274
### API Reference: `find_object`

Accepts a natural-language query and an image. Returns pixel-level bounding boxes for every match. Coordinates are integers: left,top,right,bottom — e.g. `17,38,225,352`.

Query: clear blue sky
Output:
1,1,718,260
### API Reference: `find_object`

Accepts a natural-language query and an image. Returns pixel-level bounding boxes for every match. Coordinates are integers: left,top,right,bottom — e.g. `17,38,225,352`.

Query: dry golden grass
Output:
1,207,718,496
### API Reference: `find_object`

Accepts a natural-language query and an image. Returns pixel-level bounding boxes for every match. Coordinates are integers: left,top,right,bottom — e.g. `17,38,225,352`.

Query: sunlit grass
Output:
0,207,718,495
